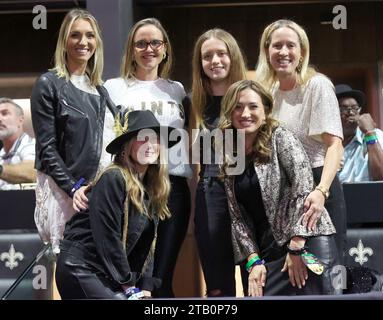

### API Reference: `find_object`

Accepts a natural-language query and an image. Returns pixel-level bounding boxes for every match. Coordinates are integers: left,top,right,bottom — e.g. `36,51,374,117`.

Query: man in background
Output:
0,97,36,190
335,84,383,183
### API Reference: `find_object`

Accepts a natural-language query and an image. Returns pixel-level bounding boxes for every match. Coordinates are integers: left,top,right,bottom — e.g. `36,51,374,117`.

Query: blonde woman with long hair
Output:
255,19,346,262
190,28,247,297
55,110,173,299
219,79,340,296
31,9,117,254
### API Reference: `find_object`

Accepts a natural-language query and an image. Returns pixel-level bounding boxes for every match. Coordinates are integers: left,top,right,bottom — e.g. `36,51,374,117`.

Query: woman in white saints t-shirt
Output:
104,18,192,298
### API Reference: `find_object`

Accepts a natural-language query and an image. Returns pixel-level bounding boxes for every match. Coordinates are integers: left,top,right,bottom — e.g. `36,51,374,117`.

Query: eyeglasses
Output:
134,39,165,50
339,105,361,114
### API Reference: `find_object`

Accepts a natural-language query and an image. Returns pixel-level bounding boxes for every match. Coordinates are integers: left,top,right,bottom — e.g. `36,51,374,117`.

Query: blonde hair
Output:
52,8,104,86
120,18,173,80
255,19,316,90
191,29,247,130
219,80,279,164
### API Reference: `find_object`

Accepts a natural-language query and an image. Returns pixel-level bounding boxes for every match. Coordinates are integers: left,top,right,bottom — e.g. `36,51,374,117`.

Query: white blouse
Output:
272,74,343,168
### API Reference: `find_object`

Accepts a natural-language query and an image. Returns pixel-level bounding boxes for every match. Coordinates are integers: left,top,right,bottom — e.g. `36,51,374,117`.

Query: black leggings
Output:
195,177,237,296
312,167,347,264
152,175,191,298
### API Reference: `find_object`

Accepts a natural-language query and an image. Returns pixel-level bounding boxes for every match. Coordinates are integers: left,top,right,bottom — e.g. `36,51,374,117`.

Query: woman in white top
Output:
255,19,346,262
31,9,116,254
104,18,192,298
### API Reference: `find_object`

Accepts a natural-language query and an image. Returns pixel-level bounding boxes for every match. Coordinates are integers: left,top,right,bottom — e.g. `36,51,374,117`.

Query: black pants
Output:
56,243,126,299
312,167,347,264
195,177,237,296
263,236,342,295
152,175,191,298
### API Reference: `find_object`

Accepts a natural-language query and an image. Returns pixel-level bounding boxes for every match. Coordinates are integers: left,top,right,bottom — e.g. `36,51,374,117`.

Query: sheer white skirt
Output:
34,171,75,254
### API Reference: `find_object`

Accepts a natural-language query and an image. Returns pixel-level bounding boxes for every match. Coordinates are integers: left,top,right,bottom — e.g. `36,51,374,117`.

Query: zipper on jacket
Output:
62,99,86,116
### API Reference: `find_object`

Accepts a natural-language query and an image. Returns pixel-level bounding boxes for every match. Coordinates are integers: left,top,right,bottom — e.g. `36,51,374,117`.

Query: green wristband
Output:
246,255,260,271
364,134,378,143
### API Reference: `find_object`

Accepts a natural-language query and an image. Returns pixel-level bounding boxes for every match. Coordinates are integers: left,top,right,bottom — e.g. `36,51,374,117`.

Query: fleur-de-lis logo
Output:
349,239,373,266
0,244,24,270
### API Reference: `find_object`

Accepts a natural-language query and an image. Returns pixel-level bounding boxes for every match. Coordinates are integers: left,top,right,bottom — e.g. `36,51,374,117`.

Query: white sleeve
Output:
307,74,343,140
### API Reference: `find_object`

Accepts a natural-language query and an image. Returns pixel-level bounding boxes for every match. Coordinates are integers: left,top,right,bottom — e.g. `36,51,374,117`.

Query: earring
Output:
296,57,303,73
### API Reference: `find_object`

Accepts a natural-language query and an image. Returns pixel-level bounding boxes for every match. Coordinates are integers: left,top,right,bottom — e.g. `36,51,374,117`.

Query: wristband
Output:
246,255,265,272
286,244,308,256
364,134,377,142
70,177,86,196
366,138,378,145
124,287,144,300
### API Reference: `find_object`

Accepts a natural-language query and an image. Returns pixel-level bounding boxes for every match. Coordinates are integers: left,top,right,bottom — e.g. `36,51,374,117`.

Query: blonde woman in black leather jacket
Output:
31,9,116,254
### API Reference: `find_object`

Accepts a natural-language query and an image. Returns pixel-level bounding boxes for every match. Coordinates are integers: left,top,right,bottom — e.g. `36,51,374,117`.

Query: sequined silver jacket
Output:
224,126,336,264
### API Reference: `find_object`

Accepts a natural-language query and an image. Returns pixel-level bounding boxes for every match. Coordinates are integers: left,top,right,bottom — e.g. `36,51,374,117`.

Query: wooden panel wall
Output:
136,1,383,126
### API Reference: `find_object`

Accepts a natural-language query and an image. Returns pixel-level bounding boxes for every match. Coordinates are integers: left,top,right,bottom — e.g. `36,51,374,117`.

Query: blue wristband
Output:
366,139,378,145
124,287,144,300
70,177,86,196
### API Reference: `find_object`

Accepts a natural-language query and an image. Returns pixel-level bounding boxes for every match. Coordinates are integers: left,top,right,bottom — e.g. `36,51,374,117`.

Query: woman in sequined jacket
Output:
219,80,341,296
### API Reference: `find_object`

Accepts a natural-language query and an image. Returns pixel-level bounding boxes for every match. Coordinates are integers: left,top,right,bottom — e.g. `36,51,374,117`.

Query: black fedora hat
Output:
106,110,178,154
335,84,366,108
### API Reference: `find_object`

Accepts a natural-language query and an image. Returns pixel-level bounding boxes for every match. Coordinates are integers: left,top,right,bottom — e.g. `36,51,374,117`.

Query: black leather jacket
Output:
31,71,111,196
61,168,161,291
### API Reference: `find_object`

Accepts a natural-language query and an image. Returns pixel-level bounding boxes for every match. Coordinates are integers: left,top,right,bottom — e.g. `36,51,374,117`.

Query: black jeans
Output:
152,175,191,298
195,176,236,296
312,167,347,264
56,243,126,299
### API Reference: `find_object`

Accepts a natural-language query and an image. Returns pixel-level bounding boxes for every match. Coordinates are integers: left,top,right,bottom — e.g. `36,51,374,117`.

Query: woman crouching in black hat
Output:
55,110,174,299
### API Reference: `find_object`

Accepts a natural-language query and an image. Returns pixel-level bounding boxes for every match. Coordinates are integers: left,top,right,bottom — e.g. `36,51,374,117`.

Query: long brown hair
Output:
191,29,247,130
219,80,279,164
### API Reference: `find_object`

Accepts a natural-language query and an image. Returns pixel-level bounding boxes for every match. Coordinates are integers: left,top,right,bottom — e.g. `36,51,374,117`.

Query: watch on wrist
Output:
315,185,329,200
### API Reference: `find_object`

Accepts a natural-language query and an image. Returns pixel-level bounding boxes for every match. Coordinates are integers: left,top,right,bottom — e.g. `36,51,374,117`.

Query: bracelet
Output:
246,255,265,272
124,287,144,300
315,185,329,200
70,177,86,196
365,130,376,136
366,138,378,145
364,134,378,143
287,244,308,256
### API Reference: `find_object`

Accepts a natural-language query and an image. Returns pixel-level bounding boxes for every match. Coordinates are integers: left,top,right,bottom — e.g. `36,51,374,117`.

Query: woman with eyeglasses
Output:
104,18,192,298
255,19,346,262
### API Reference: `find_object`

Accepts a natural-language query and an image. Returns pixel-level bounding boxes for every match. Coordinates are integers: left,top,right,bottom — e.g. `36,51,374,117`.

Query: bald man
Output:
0,97,36,190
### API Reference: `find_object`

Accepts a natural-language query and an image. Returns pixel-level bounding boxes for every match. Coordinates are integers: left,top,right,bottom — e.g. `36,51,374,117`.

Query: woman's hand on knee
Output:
282,253,308,289
248,265,267,297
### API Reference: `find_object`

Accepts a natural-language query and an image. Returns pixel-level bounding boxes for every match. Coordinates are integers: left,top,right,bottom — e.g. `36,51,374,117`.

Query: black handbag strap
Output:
96,85,120,118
